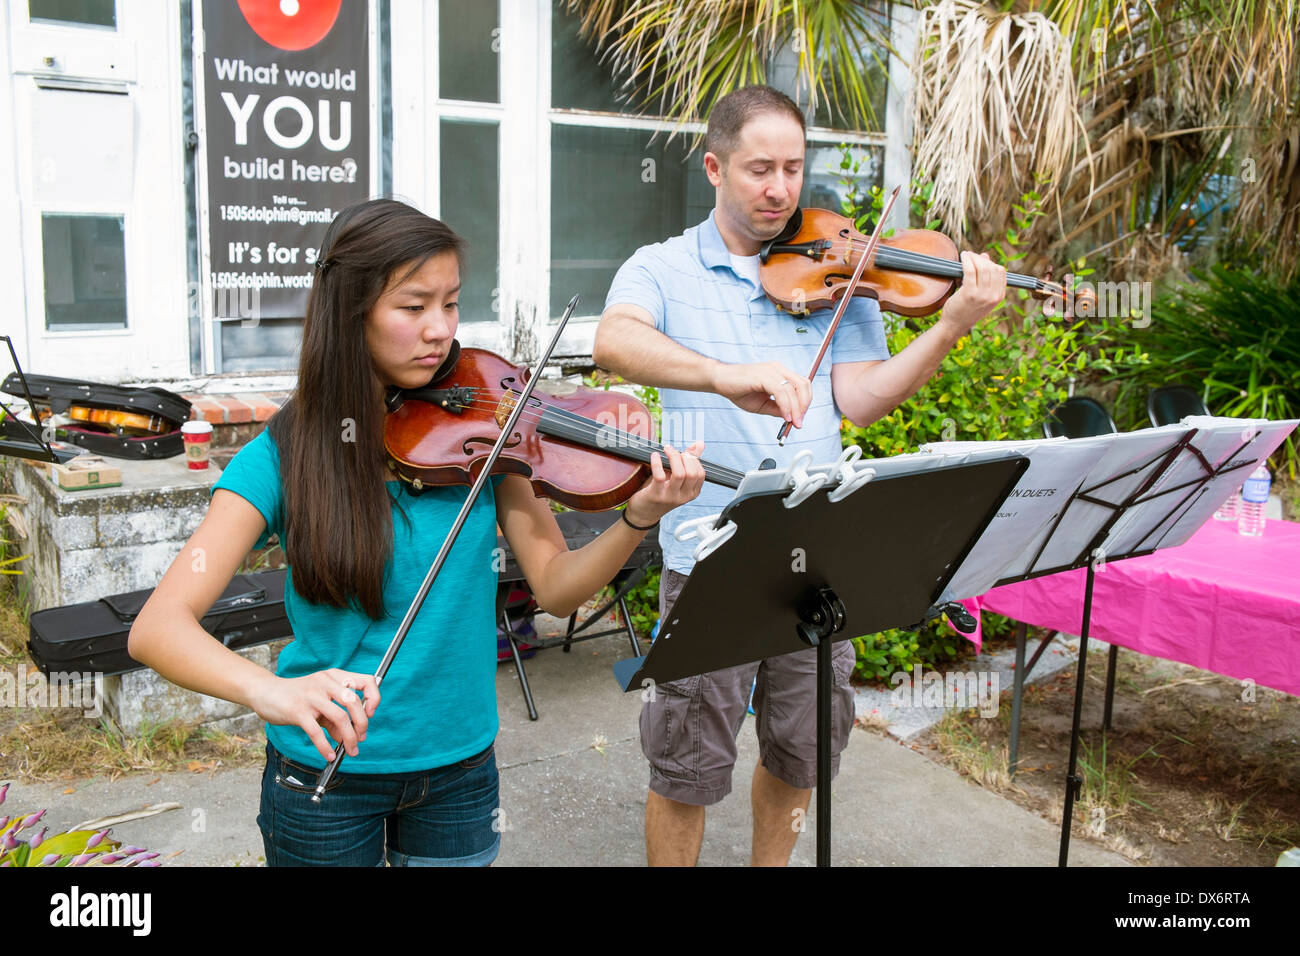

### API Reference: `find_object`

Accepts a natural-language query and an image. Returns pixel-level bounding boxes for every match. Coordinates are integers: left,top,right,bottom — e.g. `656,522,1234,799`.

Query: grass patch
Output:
1076,732,1157,815
932,707,1010,790
916,651,1300,865
0,531,265,781
0,700,264,781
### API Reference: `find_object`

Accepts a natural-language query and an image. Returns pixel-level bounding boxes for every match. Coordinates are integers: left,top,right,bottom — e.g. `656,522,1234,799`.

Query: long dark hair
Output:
269,199,464,618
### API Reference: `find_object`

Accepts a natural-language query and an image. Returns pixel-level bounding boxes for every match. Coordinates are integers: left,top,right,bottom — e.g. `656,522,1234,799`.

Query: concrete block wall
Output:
9,391,289,736
13,456,220,613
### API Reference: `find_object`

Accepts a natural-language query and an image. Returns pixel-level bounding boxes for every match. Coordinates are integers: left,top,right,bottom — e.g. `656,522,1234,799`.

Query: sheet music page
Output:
1021,429,1186,572
920,437,1112,600
1103,418,1298,554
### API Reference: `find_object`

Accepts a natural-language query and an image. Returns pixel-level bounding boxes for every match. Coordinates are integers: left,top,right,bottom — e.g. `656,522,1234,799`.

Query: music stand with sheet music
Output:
924,416,1298,865
612,449,1030,867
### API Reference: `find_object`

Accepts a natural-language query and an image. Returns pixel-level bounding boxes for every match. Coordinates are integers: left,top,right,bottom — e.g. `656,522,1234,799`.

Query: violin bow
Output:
311,295,582,803
776,185,901,445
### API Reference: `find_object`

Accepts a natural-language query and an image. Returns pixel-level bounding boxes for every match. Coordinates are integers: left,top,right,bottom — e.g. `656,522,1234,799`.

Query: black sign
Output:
200,0,369,318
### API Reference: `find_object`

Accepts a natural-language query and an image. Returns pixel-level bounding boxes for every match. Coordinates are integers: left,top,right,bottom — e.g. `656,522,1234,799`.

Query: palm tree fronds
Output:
911,0,1081,241
564,0,893,133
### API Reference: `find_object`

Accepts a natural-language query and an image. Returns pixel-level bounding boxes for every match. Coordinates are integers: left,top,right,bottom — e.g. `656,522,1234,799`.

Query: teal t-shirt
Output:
212,429,501,772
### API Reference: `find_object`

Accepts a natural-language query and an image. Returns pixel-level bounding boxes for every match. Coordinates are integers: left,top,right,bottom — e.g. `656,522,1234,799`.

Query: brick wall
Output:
182,391,289,470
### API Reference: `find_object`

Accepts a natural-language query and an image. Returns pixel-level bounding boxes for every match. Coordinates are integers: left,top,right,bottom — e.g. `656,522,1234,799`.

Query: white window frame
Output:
381,0,912,366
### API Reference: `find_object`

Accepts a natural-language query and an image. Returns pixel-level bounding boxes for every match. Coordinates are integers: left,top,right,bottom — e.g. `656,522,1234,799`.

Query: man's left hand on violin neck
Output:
934,251,1009,340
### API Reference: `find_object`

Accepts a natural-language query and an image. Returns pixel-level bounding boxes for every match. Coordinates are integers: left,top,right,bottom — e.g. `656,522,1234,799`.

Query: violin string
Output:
403,391,741,479
834,239,1047,287
409,381,678,452
469,396,688,458
411,394,685,458
835,239,972,275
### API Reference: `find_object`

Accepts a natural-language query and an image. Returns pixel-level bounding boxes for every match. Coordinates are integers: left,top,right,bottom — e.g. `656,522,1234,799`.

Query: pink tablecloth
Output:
965,518,1300,696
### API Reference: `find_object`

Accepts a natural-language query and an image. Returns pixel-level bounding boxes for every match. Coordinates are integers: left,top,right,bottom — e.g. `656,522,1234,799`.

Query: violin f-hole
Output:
464,432,523,455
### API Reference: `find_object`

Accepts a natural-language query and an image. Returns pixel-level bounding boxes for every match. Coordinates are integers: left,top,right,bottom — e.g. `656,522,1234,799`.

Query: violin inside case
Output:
1,373,192,460
28,570,291,677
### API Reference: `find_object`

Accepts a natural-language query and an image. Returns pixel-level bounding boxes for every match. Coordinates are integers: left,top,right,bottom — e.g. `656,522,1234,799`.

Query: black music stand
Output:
613,453,1029,866
981,421,1294,865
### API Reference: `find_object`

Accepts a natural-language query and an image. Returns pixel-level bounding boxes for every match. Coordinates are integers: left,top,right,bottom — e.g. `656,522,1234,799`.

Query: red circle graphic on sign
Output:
235,0,343,51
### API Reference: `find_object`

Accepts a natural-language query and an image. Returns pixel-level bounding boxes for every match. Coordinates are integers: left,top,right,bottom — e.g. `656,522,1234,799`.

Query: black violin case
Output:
28,570,292,676
31,513,657,677
1,373,192,460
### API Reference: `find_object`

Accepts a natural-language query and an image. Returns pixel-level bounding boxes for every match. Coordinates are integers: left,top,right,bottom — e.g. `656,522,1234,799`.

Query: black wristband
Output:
620,509,659,532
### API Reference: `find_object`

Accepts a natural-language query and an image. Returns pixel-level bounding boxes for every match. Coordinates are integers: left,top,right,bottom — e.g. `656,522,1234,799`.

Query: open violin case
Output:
1,373,192,460
28,569,292,677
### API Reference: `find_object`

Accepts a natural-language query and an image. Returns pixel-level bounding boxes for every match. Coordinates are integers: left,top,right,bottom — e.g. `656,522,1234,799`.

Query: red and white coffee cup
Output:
182,420,214,470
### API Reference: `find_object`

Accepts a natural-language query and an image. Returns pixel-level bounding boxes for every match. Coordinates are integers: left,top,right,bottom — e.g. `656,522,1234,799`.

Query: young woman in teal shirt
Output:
128,199,705,865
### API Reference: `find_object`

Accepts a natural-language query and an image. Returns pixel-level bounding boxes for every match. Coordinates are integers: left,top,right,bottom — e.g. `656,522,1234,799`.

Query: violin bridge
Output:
495,392,518,429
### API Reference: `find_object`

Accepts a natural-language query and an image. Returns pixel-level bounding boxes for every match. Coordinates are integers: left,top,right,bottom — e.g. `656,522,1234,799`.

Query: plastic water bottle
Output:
1213,486,1241,521
1237,464,1270,537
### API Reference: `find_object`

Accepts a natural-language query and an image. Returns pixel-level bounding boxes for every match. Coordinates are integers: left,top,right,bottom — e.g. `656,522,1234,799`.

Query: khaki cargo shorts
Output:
640,569,857,806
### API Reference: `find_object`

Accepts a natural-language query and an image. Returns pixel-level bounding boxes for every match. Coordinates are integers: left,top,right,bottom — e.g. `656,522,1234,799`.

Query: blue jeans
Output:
258,741,501,866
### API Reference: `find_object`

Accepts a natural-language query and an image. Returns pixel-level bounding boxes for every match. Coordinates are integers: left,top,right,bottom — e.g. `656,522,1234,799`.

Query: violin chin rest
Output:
430,340,461,383
760,208,804,262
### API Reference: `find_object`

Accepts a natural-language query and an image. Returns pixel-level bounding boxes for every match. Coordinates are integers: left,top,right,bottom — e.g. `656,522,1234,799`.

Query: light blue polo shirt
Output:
212,429,502,772
605,211,891,573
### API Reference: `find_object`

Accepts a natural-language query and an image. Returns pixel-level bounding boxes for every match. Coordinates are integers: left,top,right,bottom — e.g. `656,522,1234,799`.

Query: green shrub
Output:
1106,265,1300,478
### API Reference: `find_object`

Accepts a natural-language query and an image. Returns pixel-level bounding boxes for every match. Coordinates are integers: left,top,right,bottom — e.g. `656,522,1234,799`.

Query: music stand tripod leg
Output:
795,586,846,868
1059,558,1099,866
1103,645,1118,731
1009,620,1027,778
563,610,578,653
618,594,641,657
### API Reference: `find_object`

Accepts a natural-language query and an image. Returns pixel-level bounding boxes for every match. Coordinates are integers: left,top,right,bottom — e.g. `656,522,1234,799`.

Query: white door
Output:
6,1,190,383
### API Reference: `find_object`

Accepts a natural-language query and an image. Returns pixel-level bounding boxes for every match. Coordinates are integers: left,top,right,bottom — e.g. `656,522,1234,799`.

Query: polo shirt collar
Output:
697,210,768,301
698,210,733,271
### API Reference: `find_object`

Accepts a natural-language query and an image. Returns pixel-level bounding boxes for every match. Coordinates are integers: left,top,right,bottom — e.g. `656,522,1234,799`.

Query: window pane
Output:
42,214,126,330
29,0,114,28
550,125,711,317
802,144,884,215
440,120,498,322
551,1,626,113
439,0,498,103
811,2,890,131
220,318,301,374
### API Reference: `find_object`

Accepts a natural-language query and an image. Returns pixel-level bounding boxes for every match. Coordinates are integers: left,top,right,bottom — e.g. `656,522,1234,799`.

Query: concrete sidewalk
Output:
10,627,1128,866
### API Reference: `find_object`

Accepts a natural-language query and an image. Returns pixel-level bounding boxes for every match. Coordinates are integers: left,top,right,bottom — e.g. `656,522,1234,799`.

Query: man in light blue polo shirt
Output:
594,85,1007,866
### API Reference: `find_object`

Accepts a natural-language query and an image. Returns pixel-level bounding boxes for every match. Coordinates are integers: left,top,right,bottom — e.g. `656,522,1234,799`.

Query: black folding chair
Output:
1147,385,1210,427
496,510,660,721
1042,396,1118,439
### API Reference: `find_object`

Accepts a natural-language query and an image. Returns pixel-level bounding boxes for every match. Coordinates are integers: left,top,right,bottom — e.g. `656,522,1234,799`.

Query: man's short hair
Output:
704,85,806,162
